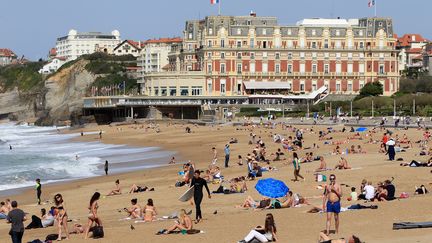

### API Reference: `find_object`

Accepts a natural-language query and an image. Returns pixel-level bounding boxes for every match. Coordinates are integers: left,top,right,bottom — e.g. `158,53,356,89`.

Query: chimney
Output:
250,11,257,17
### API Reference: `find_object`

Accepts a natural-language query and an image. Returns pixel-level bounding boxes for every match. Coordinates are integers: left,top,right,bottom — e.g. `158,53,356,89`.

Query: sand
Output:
1,121,432,243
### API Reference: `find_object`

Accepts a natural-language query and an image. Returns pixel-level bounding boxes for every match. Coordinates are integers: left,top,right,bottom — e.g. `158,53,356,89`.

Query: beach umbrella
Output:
356,127,368,132
255,178,289,198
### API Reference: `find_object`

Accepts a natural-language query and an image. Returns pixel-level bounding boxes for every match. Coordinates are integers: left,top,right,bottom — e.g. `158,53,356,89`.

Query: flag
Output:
210,0,219,5
368,0,375,7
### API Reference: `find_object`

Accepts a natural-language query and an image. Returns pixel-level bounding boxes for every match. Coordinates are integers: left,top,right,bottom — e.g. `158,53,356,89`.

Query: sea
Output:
0,123,174,193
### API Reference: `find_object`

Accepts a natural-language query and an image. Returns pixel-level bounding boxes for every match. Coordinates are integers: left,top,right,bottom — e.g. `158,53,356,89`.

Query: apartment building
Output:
141,13,400,97
56,29,121,61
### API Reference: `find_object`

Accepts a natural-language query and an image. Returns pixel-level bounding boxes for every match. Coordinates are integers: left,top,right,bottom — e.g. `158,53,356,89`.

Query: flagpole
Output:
375,0,377,17
218,0,221,16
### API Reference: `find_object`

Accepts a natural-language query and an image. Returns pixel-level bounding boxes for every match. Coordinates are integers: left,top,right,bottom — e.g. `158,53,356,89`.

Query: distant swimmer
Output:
75,155,79,161
9,145,12,150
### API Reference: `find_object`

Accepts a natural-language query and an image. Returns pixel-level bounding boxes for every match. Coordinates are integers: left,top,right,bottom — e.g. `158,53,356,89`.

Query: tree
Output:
358,81,383,98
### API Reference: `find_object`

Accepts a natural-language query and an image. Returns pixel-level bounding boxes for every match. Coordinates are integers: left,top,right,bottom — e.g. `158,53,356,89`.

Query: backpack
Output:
92,226,104,239
45,234,58,241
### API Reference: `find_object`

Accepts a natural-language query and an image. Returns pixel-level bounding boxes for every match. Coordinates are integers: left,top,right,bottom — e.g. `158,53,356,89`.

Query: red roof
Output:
0,48,17,57
144,37,182,45
397,34,429,47
126,40,145,49
49,48,57,57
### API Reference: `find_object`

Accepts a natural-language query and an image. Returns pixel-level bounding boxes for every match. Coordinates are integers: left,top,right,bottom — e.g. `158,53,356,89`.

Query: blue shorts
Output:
326,201,341,213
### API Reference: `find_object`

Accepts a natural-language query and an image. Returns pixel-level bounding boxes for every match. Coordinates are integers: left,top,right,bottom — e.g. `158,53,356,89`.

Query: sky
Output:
1,0,430,60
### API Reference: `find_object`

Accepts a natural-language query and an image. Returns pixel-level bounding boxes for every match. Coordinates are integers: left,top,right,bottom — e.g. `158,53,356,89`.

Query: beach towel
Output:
393,222,432,230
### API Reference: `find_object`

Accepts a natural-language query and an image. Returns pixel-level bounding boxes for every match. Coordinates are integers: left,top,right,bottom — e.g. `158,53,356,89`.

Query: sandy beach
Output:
1,120,432,243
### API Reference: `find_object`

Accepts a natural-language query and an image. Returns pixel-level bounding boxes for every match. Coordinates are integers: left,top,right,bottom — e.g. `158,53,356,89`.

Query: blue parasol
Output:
255,178,289,198
356,127,368,132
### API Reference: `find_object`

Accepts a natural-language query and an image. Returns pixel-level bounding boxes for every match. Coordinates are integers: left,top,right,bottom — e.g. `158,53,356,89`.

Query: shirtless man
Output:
316,156,327,172
323,174,342,235
211,147,218,164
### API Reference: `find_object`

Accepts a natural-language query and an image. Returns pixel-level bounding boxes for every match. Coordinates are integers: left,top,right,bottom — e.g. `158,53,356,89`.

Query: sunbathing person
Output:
143,198,157,222
316,156,328,172
357,145,366,154
129,184,153,193
124,198,142,219
107,179,121,196
318,232,362,243
165,209,192,234
25,208,55,229
333,146,341,155
400,159,432,167
237,196,271,209
229,178,248,193
335,157,351,170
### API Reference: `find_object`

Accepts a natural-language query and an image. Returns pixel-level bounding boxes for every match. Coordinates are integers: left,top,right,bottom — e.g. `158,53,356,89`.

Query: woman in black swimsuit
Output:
54,193,69,241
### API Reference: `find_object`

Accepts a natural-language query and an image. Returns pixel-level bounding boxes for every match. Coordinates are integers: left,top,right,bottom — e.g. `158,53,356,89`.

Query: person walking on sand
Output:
7,201,26,243
323,174,342,235
104,160,109,175
224,144,230,168
292,152,305,182
35,179,42,205
211,147,218,165
99,130,103,139
191,170,211,223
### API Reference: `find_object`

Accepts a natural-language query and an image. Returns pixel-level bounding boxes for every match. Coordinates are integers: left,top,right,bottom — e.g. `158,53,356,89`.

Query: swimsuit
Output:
326,201,341,214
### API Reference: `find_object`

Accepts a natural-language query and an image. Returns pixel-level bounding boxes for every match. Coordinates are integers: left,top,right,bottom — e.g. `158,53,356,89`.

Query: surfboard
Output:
178,186,194,202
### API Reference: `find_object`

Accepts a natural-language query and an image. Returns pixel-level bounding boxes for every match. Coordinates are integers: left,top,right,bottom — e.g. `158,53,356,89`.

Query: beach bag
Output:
93,226,104,239
45,234,58,241
187,229,201,234
316,174,327,182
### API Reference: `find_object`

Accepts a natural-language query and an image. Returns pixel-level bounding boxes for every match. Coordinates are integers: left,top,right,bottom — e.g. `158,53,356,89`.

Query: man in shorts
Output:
323,174,342,235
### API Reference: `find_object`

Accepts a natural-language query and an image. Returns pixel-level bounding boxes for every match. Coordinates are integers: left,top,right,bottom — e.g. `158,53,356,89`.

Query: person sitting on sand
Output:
238,155,244,166
316,156,328,172
357,145,366,154
318,232,362,243
334,157,351,170
143,199,157,222
373,184,388,201
333,146,341,155
165,209,192,234
272,148,285,161
85,192,102,239
0,201,10,219
238,213,278,243
229,178,248,193
349,145,357,154
125,198,142,219
25,208,55,229
169,156,176,164
107,179,121,196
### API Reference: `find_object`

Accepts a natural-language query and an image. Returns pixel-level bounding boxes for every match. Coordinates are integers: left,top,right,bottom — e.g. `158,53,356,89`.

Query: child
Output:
349,187,358,201
35,179,42,205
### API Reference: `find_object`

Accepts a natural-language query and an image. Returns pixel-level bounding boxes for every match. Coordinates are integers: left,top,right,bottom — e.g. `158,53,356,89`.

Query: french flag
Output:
210,0,219,5
368,0,375,7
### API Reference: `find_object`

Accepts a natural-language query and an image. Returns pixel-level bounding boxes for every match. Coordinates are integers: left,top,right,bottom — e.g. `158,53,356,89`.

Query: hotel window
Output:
275,64,280,73
287,52,292,59
221,52,225,59
169,86,177,96
207,80,213,93
188,44,192,50
312,42,317,49
262,29,267,35
300,39,305,48
287,64,293,74
287,29,292,35
220,63,226,73
379,40,384,49
300,52,305,59
359,80,365,89
237,28,241,35
220,81,226,95
348,64,353,74
161,86,167,96
237,52,242,59
312,29,316,36
359,42,364,49
207,64,212,73
209,28,213,35
348,53,353,60
336,30,340,36
324,39,329,49
207,52,212,58
379,53,384,60
250,63,256,73
237,64,242,74
250,52,255,59
312,64,317,74
263,63,268,73
263,52,268,58
324,52,329,59
275,52,280,60
348,82,353,91
250,38,254,48
336,83,341,91
379,64,385,74
312,52,317,59
359,30,364,36
300,82,305,91
287,40,293,48
208,40,212,47
154,87,159,96
348,39,353,49
312,83,317,91
237,41,242,48
191,86,203,96
300,63,305,74
359,63,365,73
359,53,365,59
180,86,189,96
336,41,341,49
336,63,341,74
221,39,225,48
336,53,341,59
324,64,329,74
263,41,267,48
